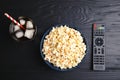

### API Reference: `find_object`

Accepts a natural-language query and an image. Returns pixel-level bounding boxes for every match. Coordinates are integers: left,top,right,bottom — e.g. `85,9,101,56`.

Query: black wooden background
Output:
0,0,120,80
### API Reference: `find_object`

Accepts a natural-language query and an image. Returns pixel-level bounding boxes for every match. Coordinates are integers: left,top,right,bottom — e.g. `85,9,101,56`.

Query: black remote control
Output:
92,23,105,71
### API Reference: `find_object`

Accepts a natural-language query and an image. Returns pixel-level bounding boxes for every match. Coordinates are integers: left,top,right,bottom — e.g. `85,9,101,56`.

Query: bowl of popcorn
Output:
40,25,86,71
9,16,37,41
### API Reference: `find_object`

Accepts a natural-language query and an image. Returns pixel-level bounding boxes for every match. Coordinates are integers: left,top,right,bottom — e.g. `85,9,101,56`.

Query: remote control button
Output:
94,48,97,54
94,63,99,64
102,25,104,27
98,52,100,54
100,61,103,62
96,60,99,62
101,63,104,65
99,55,103,57
102,48,104,54
98,48,100,50
100,58,103,60
94,57,98,60
95,38,104,46
95,31,104,36
94,55,97,57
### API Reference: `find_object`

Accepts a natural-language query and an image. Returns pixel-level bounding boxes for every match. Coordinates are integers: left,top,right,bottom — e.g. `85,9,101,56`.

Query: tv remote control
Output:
92,23,105,71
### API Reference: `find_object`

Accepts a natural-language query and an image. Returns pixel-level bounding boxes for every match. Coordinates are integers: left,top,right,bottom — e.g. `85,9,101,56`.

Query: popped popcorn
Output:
42,25,86,69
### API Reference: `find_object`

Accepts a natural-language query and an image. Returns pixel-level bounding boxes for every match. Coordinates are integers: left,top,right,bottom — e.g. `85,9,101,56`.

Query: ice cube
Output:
15,31,24,38
26,21,33,29
20,19,25,25
24,29,35,39
14,25,20,32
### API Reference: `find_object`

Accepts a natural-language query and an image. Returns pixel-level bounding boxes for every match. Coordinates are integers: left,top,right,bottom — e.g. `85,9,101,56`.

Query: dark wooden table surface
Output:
1,0,120,80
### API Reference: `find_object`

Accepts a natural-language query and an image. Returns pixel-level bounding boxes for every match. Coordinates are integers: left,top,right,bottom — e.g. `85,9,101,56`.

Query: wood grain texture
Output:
1,0,120,80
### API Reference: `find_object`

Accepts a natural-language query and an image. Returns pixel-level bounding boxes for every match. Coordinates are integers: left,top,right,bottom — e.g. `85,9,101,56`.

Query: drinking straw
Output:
4,13,25,30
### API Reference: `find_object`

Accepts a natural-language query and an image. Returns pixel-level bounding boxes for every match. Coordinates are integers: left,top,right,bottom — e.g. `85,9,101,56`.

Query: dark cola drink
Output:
9,16,37,41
